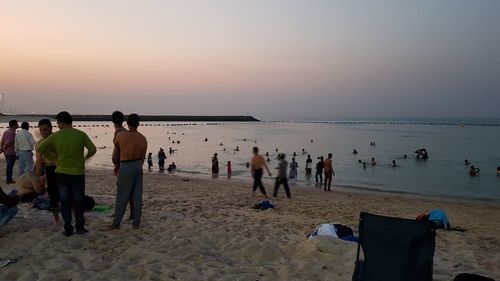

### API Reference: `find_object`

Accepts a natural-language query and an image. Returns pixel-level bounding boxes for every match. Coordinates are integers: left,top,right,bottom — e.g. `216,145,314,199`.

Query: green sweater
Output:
37,128,97,175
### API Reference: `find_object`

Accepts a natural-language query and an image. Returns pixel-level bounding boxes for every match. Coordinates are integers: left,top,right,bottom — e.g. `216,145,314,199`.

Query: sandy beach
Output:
1,163,499,281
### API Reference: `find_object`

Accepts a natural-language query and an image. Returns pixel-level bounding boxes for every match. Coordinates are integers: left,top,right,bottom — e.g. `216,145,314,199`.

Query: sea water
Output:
5,120,500,200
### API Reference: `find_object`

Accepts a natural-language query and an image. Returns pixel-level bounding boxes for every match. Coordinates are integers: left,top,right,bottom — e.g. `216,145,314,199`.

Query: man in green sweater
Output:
37,111,96,236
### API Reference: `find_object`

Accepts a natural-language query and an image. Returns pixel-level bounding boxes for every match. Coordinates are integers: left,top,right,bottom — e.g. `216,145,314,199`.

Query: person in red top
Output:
323,153,334,191
0,120,19,184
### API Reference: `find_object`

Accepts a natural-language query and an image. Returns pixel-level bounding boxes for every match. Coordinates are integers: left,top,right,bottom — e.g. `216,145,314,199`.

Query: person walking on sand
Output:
324,153,334,191
289,157,298,185
111,111,135,220
37,111,96,236
15,122,37,176
273,153,291,198
35,119,60,223
250,147,271,197
110,113,147,230
1,120,19,184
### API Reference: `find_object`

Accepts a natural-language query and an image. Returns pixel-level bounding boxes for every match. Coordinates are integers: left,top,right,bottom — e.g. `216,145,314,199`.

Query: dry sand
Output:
1,166,499,281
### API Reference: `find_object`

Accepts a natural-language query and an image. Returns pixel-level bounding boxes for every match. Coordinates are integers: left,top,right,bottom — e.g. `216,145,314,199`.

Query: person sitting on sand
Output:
469,166,480,177
250,147,271,197
13,171,46,202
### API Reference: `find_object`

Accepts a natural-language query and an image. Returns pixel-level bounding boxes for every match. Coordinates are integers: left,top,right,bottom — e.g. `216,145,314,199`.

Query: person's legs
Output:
283,177,291,198
45,165,59,222
131,162,143,227
273,177,280,197
25,151,34,172
112,163,135,227
57,174,74,235
45,166,59,209
17,151,27,176
324,173,331,191
5,155,16,183
71,175,86,232
254,169,267,195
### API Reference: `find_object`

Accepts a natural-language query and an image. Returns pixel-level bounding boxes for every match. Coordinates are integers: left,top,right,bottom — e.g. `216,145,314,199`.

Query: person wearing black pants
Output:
250,147,272,197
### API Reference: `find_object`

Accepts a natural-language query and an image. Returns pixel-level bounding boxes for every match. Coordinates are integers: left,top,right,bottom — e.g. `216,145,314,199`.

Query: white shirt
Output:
15,129,36,152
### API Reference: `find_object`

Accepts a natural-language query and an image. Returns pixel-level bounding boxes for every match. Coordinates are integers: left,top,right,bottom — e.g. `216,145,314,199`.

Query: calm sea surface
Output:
4,120,500,200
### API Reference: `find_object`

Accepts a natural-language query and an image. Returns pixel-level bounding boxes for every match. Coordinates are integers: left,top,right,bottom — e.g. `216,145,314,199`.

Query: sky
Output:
1,0,499,120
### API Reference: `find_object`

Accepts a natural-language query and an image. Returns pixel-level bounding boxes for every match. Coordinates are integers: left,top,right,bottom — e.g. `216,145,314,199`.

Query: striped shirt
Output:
277,159,288,177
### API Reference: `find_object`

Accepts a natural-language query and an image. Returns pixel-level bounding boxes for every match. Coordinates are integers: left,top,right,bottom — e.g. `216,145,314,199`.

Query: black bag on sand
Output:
83,195,96,211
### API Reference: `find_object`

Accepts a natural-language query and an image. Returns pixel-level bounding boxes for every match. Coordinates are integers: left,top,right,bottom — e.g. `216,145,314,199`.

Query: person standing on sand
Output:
15,122,37,176
212,153,219,174
250,147,271,197
147,152,153,172
273,153,291,198
315,156,324,187
1,120,19,184
110,113,147,229
35,119,60,223
324,153,333,191
158,148,166,172
226,161,232,178
289,157,298,185
111,111,135,221
37,111,96,236
305,155,313,177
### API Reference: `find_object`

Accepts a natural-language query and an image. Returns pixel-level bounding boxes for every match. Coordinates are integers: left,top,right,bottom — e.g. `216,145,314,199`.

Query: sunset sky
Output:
1,1,499,120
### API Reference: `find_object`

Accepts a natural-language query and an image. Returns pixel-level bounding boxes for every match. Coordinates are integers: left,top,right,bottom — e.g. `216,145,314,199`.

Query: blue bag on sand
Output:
253,200,274,210
428,208,450,229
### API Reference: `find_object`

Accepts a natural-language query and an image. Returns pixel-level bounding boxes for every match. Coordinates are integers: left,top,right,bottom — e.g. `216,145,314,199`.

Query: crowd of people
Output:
0,111,148,236
1,114,499,235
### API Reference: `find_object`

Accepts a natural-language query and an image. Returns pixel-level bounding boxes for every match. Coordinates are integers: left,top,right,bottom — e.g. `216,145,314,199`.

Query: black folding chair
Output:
353,212,436,281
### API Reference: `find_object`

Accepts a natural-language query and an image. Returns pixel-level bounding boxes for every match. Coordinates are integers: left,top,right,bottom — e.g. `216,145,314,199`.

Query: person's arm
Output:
141,139,148,164
29,133,37,147
84,134,97,160
263,160,272,176
36,134,53,156
112,134,120,165
35,142,44,177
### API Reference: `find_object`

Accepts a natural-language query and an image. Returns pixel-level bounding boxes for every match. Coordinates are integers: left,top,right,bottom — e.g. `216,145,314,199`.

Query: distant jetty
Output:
1,114,259,122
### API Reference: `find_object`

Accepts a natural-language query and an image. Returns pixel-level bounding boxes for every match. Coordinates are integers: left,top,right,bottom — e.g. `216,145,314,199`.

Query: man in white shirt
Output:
15,122,36,176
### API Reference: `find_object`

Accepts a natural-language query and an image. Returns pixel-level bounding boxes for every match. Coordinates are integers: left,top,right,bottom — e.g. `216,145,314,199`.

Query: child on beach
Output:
147,152,153,172
227,161,232,178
